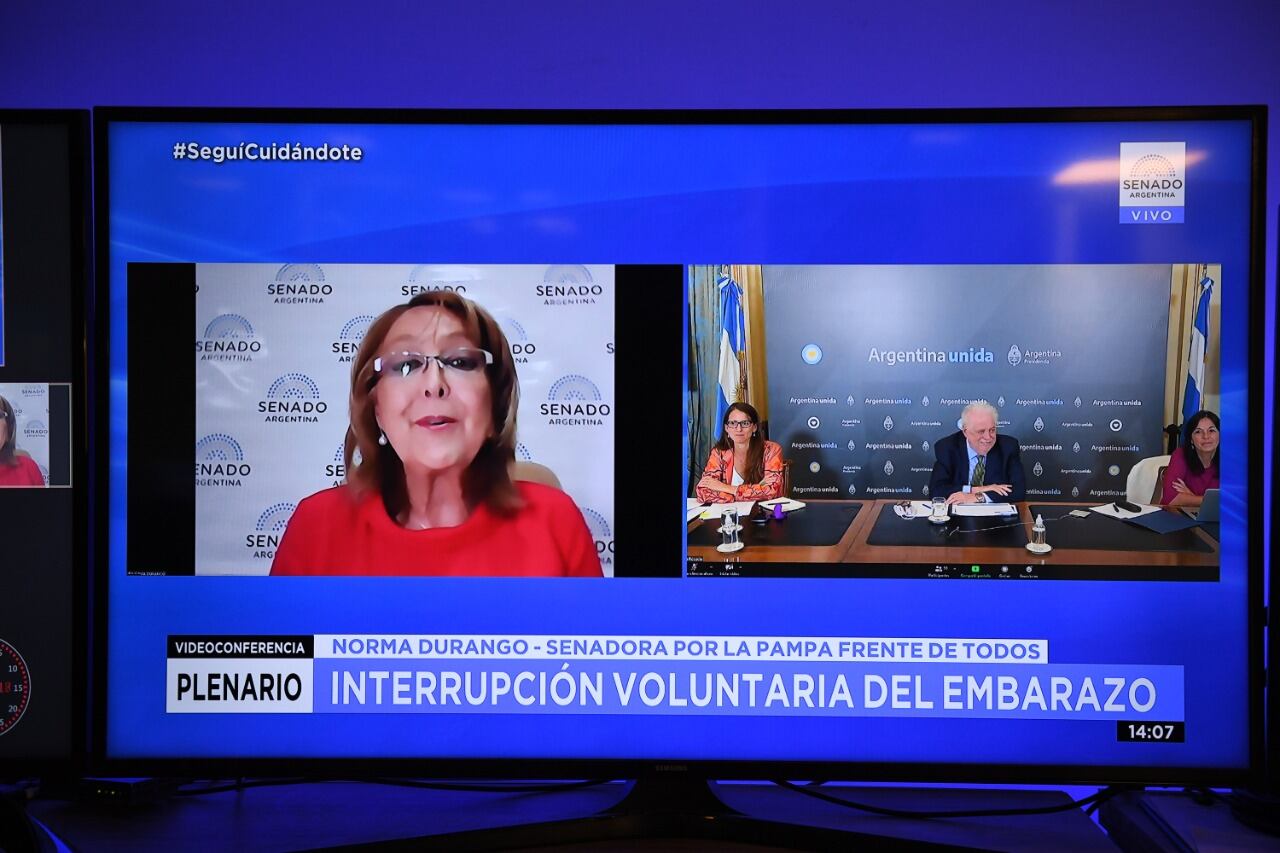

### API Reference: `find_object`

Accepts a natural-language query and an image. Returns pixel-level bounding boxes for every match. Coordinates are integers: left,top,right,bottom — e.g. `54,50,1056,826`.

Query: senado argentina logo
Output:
246,502,297,561
195,433,251,487
580,506,614,568
541,374,610,425
197,313,263,363
500,316,538,363
332,314,375,364
537,265,602,306
260,372,327,423
1119,142,1186,224
403,264,474,297
267,264,331,304
325,440,349,486
22,419,48,439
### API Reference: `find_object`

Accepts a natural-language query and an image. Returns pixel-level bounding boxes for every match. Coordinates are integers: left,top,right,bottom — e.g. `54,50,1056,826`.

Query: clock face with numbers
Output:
0,638,31,736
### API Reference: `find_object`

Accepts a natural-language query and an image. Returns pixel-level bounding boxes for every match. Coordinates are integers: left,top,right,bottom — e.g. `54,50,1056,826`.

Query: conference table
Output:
686,499,1219,574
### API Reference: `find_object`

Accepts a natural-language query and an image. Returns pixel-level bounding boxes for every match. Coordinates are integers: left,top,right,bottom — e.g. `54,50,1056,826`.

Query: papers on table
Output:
896,501,1016,519
951,502,1018,517
686,498,705,522
696,500,756,520
1090,502,1160,520
759,498,806,512
900,501,933,518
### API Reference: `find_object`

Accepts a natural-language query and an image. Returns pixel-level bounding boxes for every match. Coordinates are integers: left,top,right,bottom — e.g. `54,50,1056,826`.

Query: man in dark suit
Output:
929,400,1025,504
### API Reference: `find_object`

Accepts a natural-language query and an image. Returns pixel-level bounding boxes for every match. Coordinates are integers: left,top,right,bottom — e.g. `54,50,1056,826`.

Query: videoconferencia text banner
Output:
166,635,1182,721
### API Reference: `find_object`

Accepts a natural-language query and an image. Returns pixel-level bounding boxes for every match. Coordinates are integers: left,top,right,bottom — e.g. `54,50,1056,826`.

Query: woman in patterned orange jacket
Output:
695,402,784,503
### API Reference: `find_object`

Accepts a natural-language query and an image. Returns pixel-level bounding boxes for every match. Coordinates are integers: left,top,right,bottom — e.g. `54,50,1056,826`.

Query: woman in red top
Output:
0,396,44,488
272,292,600,577
695,402,784,503
1161,409,1220,507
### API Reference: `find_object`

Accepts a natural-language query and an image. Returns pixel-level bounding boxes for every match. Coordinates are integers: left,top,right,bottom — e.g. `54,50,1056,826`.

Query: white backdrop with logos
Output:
194,263,615,576
0,382,49,484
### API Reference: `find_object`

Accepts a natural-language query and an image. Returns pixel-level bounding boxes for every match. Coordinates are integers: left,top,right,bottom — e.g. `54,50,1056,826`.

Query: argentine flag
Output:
714,271,746,430
1181,274,1212,424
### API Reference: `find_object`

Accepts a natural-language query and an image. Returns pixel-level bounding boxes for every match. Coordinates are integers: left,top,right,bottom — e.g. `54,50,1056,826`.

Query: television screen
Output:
97,109,1262,781
0,110,88,765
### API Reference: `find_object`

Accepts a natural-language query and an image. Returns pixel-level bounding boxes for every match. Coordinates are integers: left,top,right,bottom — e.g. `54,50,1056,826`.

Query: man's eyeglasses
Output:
725,419,754,429
372,349,493,382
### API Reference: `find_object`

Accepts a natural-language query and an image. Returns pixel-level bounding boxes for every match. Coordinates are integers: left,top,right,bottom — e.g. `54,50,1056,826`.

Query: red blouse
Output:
695,440,785,503
271,481,602,577
0,455,43,487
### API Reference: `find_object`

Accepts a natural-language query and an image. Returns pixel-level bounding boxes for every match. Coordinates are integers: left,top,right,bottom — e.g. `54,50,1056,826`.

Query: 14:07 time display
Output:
1117,721,1185,742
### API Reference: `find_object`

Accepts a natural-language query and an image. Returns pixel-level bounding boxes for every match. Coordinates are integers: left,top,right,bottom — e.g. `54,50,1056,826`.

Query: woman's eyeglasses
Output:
373,349,493,382
725,420,754,429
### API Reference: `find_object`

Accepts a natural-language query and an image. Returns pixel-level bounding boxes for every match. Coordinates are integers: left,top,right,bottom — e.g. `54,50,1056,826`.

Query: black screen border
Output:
0,108,91,776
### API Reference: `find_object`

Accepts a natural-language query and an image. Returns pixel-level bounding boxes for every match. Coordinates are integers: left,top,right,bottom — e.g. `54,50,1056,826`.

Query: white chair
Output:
1126,455,1171,505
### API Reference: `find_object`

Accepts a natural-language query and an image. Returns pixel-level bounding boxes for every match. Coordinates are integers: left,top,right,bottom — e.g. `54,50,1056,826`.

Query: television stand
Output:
356,775,1061,851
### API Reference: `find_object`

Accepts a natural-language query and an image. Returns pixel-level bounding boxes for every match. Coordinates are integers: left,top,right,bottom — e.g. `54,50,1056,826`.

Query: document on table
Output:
1090,502,1161,520
698,501,756,520
951,502,1018,517
686,498,705,522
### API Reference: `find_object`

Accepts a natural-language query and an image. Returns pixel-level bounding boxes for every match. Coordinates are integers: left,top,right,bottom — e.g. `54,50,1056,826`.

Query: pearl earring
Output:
378,432,388,446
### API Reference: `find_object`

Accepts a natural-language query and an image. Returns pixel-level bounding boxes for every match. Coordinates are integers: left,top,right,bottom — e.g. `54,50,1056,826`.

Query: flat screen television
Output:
0,109,90,769
94,108,1265,786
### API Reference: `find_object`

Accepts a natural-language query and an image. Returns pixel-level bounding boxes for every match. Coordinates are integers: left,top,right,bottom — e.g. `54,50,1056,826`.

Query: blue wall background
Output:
2,0,1274,585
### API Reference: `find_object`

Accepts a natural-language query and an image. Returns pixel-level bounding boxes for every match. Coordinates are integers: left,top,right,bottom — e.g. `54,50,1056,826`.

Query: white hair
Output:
961,400,999,430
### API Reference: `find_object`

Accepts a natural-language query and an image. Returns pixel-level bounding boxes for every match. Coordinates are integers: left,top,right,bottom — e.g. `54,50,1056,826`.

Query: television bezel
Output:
91,105,1267,786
